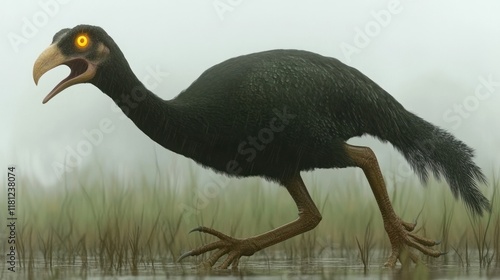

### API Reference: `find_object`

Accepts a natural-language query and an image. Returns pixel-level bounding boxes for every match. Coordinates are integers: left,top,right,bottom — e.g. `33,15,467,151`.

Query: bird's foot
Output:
383,216,444,267
177,226,260,269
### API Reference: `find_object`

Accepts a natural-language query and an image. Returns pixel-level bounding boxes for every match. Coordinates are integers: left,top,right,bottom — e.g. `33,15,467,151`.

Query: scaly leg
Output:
344,144,444,267
178,174,322,269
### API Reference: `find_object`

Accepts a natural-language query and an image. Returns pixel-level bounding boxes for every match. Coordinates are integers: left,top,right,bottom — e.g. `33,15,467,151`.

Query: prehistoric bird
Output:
33,25,490,268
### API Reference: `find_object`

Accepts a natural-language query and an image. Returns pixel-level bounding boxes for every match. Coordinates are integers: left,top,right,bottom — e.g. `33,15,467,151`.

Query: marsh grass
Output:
467,178,498,268
355,217,374,270
1,166,498,274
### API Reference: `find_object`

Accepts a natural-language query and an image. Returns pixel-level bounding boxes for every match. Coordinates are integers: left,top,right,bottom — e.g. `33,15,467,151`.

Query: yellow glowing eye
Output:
75,35,89,49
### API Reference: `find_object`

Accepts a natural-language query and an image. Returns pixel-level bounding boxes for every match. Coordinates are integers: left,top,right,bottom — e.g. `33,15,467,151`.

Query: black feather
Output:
54,25,491,216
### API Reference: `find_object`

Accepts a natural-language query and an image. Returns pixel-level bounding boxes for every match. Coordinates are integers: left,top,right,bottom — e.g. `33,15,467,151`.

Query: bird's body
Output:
33,25,490,268
104,49,410,179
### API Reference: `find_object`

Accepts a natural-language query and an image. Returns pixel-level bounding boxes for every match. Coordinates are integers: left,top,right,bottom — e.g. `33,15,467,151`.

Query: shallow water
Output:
1,256,499,280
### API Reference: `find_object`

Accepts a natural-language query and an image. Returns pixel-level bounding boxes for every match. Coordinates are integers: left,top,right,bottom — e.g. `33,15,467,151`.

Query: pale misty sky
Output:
1,1,499,188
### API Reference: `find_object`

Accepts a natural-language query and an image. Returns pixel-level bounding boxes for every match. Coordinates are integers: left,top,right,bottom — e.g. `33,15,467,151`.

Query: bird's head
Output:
33,25,119,103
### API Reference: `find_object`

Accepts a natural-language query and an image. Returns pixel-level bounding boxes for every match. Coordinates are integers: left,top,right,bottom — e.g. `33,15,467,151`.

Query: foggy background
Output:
1,1,499,189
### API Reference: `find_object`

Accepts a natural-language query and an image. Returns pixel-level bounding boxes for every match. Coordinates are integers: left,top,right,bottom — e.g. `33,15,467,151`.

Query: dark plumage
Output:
33,25,490,268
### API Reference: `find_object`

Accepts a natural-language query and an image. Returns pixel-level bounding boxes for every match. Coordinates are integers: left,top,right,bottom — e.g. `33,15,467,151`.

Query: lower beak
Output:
33,44,96,104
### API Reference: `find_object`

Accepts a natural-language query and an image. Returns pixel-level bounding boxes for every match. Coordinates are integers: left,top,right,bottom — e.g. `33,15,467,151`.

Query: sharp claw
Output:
384,216,448,265
440,251,448,256
177,250,194,262
180,226,250,268
189,226,204,234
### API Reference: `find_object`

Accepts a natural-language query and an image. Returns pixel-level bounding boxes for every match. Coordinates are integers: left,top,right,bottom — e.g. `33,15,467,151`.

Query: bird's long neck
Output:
94,63,188,154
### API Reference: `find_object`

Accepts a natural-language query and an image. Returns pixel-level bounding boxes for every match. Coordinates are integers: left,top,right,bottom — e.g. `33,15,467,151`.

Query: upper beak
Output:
33,44,96,104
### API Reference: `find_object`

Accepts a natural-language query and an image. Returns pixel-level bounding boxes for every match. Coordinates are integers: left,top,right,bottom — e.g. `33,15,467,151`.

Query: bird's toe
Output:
383,217,444,266
401,220,417,231
178,226,254,269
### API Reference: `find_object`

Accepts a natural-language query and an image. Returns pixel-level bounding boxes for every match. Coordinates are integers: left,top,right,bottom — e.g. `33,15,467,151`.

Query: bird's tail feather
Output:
378,111,490,216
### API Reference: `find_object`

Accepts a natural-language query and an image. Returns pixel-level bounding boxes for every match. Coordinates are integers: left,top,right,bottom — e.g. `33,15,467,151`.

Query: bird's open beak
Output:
33,44,97,104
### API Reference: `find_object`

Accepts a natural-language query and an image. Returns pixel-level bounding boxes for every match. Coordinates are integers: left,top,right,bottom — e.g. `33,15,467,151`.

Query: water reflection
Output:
1,256,499,279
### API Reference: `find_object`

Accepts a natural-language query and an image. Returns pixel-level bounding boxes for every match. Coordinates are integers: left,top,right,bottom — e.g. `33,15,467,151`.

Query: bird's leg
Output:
344,144,444,267
178,174,322,269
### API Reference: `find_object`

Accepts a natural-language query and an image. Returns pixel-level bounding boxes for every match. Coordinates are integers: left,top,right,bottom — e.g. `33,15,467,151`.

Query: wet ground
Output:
1,256,499,280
